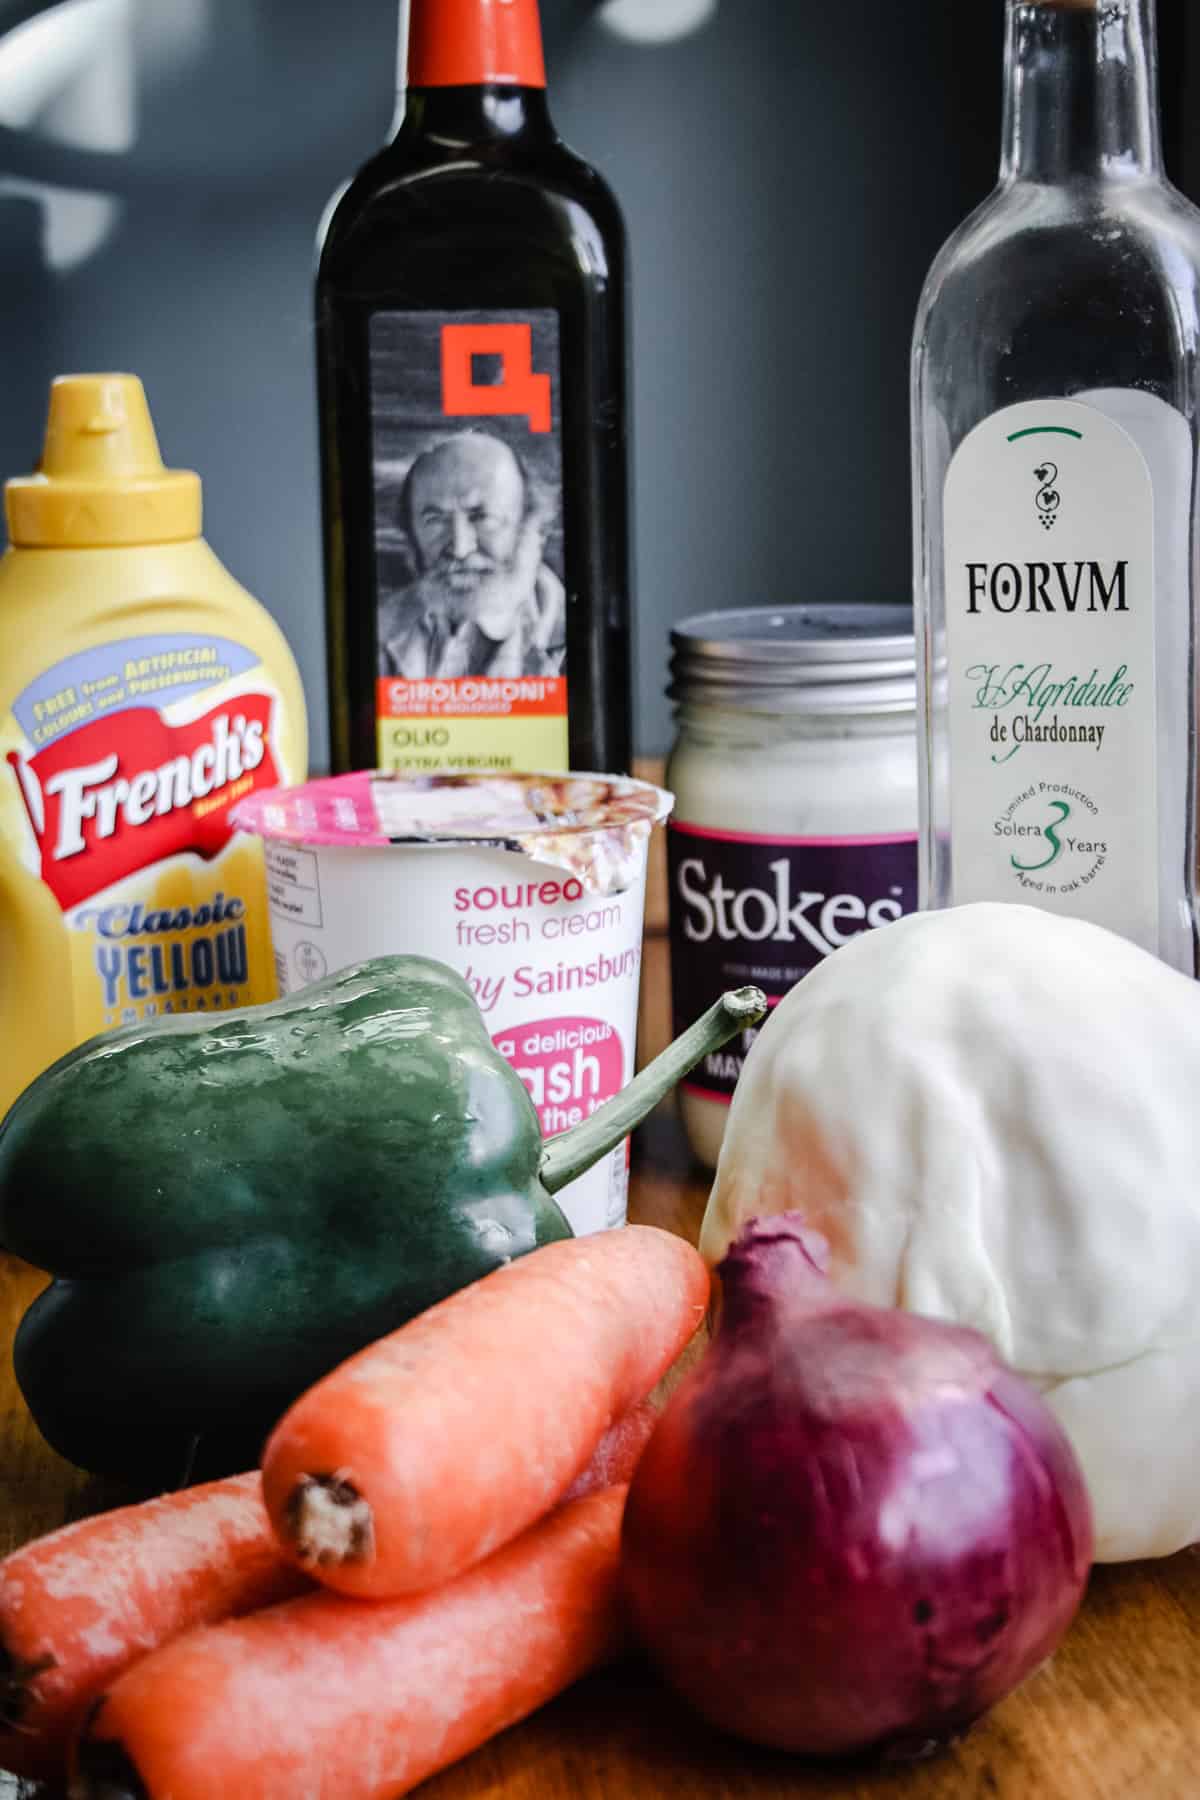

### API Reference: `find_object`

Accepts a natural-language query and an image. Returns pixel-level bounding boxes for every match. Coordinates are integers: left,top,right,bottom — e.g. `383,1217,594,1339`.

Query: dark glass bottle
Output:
317,0,632,778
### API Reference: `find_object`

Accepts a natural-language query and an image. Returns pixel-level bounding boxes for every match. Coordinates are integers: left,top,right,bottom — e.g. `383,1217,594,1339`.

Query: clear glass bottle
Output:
664,606,919,1169
912,0,1199,973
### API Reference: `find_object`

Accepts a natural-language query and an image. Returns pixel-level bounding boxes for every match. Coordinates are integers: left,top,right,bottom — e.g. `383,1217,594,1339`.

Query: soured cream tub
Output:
232,770,673,1236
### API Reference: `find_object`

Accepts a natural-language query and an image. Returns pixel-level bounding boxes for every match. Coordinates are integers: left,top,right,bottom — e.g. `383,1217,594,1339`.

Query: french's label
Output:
2,632,286,1031
942,398,1163,950
667,823,917,1103
10,696,276,910
369,310,568,774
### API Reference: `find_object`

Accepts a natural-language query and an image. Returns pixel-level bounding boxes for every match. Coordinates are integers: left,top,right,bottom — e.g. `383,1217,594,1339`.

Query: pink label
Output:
493,1014,625,1137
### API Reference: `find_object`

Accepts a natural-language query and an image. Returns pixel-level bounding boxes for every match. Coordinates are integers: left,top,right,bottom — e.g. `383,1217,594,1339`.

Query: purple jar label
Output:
667,822,919,1103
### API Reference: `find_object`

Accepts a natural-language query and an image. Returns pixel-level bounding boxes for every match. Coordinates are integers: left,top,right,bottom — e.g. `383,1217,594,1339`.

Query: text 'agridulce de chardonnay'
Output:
912,0,1200,974
317,0,633,778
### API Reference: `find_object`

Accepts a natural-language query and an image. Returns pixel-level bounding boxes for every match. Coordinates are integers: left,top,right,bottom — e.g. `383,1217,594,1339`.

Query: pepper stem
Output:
538,987,767,1198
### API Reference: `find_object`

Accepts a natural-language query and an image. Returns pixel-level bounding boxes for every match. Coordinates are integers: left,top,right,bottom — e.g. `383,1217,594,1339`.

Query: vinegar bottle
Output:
317,0,633,778
912,0,1200,972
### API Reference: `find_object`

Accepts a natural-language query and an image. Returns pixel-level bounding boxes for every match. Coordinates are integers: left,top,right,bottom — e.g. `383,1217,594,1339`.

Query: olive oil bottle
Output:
317,0,632,777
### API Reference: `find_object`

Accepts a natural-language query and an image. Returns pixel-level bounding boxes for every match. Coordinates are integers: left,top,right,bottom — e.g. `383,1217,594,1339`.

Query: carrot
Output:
0,1417,647,1789
261,1225,706,1598
72,1486,628,1800
0,1472,308,1779
563,1396,659,1501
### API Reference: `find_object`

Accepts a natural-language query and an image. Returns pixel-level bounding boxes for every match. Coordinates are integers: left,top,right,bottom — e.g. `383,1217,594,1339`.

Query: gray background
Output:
0,0,1194,764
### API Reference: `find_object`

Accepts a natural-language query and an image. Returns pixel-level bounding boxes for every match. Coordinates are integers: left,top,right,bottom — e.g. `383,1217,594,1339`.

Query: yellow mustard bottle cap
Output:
5,374,202,547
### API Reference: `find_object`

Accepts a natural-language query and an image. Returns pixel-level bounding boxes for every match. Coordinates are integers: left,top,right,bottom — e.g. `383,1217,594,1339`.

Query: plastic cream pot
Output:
233,770,672,1236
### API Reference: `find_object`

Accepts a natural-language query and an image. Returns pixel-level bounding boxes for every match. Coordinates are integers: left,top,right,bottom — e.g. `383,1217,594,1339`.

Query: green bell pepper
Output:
0,956,764,1483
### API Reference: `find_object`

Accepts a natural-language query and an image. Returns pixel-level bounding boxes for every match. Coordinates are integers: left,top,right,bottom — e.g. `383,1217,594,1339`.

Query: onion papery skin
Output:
620,1215,1094,1759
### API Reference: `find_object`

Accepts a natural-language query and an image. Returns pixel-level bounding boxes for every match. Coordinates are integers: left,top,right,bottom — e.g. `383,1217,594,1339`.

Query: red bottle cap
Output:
408,0,547,90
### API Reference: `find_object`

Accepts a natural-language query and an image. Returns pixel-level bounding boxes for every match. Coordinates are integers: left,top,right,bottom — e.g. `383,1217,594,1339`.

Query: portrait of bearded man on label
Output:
377,430,567,681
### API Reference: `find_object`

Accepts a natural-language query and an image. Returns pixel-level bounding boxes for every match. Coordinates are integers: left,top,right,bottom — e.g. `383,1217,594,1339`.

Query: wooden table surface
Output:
1,936,1199,1799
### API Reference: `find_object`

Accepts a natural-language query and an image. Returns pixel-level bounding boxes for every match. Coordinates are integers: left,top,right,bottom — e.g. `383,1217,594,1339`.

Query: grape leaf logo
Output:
1034,461,1061,531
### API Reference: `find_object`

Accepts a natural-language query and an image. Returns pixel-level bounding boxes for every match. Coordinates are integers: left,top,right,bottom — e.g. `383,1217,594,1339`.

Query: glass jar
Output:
665,605,919,1169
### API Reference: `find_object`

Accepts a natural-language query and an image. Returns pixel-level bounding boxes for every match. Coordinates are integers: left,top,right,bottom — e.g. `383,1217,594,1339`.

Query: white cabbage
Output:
700,903,1200,1563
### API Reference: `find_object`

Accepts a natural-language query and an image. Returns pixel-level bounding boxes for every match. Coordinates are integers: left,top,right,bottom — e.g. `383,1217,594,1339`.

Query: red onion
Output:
620,1214,1093,1759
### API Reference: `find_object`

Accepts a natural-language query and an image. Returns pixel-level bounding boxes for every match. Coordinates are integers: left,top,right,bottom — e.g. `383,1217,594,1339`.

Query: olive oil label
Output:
667,823,917,1103
942,396,1177,952
368,310,568,773
1,632,289,1033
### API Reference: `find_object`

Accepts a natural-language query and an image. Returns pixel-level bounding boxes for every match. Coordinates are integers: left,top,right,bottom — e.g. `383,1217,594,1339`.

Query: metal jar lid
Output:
668,603,916,715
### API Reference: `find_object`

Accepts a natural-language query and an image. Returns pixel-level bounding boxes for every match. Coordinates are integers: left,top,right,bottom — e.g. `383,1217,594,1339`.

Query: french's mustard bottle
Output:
0,375,307,1115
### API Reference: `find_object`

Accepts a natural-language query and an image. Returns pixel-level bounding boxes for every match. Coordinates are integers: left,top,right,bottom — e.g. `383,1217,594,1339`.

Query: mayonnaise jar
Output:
665,605,919,1168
